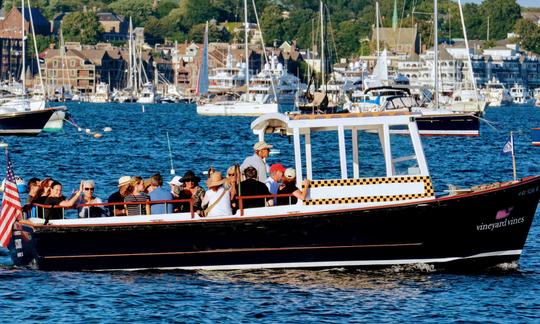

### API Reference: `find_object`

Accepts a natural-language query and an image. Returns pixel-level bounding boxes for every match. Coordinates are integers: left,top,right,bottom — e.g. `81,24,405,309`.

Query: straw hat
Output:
206,171,226,188
118,175,131,187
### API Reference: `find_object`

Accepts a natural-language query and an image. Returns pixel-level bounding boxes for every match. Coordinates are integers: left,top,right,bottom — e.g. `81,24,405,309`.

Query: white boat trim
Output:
94,249,523,271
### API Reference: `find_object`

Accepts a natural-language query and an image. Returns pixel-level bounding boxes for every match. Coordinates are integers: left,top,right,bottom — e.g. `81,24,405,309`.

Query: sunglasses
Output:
228,173,236,176
84,188,95,191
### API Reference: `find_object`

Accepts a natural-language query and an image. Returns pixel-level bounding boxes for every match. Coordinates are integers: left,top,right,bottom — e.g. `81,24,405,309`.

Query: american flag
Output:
0,152,22,248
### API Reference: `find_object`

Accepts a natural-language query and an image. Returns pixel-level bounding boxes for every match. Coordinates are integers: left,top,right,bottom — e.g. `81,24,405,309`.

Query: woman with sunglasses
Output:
178,170,205,215
224,165,240,214
77,180,105,218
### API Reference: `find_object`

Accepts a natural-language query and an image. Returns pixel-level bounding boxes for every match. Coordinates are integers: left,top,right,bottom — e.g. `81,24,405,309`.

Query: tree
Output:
109,0,155,27
188,23,231,43
62,12,104,44
259,4,284,46
334,20,367,59
479,0,521,40
156,0,178,19
514,19,540,54
176,0,220,30
144,16,164,44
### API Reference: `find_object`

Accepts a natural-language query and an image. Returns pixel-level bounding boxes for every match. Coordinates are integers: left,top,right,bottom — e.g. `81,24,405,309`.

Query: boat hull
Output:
390,113,480,136
42,107,66,132
197,102,279,116
10,177,540,271
532,128,540,146
0,109,55,135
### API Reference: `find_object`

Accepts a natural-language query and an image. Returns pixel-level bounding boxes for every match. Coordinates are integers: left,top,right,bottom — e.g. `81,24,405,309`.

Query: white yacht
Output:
250,54,306,105
533,88,540,107
509,84,535,105
137,82,161,104
481,78,512,107
208,49,246,94
89,82,111,103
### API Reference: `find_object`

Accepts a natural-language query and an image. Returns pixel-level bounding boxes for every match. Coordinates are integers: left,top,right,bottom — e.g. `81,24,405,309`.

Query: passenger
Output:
239,166,272,209
24,177,41,217
224,165,239,214
265,163,285,205
240,141,272,182
146,173,173,214
124,176,150,216
168,176,183,197
33,177,53,218
201,172,232,217
77,180,105,218
207,166,216,179
107,176,131,216
277,168,311,206
44,181,83,220
168,175,183,212
178,170,205,215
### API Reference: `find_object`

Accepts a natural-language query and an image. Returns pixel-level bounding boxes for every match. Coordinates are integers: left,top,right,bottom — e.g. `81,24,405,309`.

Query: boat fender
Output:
93,133,103,138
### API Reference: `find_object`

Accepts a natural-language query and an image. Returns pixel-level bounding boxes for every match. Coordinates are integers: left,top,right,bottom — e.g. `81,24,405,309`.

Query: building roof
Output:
374,27,418,48
97,12,125,23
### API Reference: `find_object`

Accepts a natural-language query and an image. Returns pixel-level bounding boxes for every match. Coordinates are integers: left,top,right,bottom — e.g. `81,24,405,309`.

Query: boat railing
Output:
26,198,196,220
237,193,297,216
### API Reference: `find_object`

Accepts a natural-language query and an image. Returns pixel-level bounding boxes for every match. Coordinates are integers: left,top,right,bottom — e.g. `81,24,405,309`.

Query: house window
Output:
53,61,58,68
71,60,76,67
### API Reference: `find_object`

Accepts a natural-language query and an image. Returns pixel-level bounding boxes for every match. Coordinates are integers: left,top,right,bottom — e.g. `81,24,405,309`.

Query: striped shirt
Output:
124,194,149,216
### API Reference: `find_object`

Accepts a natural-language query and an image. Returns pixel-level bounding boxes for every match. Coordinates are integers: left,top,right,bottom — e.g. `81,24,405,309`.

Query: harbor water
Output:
0,103,539,321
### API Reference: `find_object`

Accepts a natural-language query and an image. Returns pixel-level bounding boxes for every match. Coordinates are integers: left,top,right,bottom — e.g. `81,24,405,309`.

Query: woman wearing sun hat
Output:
201,171,232,217
178,170,205,214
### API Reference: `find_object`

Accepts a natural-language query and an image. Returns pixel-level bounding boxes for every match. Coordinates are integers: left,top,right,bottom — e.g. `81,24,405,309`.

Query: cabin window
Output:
388,129,420,176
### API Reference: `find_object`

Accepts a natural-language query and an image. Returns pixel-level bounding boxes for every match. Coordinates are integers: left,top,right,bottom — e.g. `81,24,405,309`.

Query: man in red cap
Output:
265,163,285,205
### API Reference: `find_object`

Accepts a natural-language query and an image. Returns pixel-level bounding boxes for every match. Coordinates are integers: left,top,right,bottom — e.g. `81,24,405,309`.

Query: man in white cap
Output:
241,141,272,182
107,175,131,216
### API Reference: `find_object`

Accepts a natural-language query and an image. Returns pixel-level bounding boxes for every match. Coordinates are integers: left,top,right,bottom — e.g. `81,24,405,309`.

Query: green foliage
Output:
108,0,154,27
188,23,231,43
514,19,540,54
62,12,104,44
479,0,521,40
259,4,285,46
156,0,178,19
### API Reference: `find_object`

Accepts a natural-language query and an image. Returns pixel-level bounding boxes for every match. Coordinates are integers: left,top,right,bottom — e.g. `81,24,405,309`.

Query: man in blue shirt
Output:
146,173,173,214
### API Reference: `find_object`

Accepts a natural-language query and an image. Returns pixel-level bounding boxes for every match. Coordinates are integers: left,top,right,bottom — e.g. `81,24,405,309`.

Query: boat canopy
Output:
251,111,430,188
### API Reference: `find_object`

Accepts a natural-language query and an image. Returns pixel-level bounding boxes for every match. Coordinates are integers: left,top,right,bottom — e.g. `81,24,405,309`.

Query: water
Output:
1,103,540,321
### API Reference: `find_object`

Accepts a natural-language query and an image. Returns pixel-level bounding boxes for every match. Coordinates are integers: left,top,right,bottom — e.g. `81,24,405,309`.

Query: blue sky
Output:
462,0,539,7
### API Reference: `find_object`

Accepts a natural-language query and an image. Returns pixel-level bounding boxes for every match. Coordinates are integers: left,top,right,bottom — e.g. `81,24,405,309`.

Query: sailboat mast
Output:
320,1,325,91
433,0,439,108
376,1,380,57
244,0,249,95
128,17,133,90
21,0,25,94
457,0,479,102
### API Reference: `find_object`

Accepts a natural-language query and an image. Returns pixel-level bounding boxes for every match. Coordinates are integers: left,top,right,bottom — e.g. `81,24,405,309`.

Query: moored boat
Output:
9,111,540,271
0,108,56,135
532,128,540,146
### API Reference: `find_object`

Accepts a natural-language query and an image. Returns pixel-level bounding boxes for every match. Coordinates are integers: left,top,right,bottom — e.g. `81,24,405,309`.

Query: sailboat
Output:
0,0,66,134
196,0,279,116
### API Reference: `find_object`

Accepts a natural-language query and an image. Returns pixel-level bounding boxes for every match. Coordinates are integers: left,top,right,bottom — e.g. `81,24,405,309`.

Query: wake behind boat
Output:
8,111,540,271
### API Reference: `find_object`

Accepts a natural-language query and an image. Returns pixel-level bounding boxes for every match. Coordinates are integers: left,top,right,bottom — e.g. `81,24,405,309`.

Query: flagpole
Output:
511,131,517,181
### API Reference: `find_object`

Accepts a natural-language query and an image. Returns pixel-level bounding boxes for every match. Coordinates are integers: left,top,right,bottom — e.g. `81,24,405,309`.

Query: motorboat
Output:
0,108,58,135
509,84,535,105
481,78,513,107
10,111,540,270
137,83,160,104
89,82,111,103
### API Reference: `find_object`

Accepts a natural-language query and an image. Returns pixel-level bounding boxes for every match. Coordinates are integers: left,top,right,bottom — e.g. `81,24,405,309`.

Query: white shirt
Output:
241,153,268,182
202,187,232,217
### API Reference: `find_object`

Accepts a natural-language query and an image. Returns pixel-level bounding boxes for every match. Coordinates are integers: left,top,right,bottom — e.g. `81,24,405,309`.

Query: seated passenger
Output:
124,176,150,216
265,163,285,205
24,177,41,217
77,180,105,218
33,178,53,219
146,173,173,214
44,181,83,220
168,175,183,212
201,172,232,217
277,168,311,206
239,166,272,209
178,170,205,215
224,165,239,214
107,176,131,216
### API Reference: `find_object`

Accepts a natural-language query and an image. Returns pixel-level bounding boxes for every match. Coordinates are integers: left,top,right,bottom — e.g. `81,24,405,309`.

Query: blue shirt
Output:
149,186,174,214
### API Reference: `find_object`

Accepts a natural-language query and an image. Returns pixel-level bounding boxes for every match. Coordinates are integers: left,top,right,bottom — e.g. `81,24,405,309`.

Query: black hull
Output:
416,113,480,136
11,177,540,271
0,109,56,135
